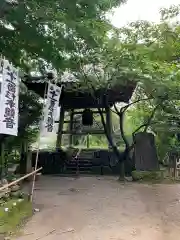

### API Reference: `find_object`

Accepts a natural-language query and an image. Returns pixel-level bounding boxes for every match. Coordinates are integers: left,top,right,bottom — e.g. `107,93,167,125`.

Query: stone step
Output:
66,166,92,170
66,163,91,166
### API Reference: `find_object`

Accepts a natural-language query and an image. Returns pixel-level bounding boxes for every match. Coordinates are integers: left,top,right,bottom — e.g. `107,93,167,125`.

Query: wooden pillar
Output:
0,142,5,178
56,106,65,149
87,134,90,148
105,106,113,149
69,109,74,147
26,147,32,174
20,141,28,174
0,135,6,179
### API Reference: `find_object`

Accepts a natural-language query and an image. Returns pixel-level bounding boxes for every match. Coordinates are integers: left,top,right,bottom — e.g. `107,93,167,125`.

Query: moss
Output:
131,170,164,182
0,197,33,236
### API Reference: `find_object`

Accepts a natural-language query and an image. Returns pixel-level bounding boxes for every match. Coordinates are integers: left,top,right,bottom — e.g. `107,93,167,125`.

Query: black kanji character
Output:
4,107,15,118
7,70,16,83
3,117,15,129
48,111,53,118
48,99,55,112
49,88,58,99
5,90,12,99
4,107,11,117
5,99,15,108
11,93,16,101
6,65,10,72
47,116,53,124
7,82,16,93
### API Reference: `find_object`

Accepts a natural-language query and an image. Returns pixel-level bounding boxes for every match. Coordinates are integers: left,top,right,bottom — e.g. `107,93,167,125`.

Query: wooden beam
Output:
69,109,74,146
61,130,105,135
55,120,79,124
87,134,90,148
105,106,113,149
56,107,65,148
72,110,106,115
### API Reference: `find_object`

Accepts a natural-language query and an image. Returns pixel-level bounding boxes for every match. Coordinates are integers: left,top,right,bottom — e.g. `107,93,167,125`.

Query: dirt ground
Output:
14,175,180,240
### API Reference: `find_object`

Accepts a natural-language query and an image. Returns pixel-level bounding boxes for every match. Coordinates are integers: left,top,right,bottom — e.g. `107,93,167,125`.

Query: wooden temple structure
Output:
23,76,136,149
23,76,160,175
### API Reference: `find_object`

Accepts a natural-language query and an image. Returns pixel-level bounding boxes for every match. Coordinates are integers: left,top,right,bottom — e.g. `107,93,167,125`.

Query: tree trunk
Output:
20,141,28,174
98,108,126,179
119,161,125,180
119,111,130,150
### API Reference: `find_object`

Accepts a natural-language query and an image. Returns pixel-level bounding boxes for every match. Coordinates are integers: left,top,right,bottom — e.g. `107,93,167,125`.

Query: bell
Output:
177,133,180,141
82,109,93,126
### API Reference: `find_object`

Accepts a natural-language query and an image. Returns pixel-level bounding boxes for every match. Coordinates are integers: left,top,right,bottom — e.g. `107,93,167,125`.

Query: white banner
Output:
41,83,62,134
0,59,19,136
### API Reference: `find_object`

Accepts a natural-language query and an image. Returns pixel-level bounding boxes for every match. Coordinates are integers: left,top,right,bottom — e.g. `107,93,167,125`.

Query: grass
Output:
0,198,33,237
131,170,180,184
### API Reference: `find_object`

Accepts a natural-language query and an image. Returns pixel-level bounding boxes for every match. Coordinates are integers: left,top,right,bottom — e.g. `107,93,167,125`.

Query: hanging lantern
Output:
82,109,93,126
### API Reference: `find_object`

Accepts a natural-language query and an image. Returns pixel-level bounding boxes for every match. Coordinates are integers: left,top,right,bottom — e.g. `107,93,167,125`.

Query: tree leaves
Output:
0,0,124,72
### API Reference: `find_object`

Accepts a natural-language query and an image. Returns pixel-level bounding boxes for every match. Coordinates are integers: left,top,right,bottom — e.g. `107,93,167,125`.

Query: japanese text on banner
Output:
0,60,19,136
42,83,62,134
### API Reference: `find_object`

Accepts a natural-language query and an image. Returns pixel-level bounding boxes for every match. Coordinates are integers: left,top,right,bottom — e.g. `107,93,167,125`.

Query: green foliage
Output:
0,0,124,72
0,0,127,164
1,0,180,168
131,170,164,182
0,198,32,235
71,4,180,162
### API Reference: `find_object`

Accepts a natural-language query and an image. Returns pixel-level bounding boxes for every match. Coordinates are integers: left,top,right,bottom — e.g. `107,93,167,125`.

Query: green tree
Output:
69,4,180,176
0,0,128,176
0,0,125,72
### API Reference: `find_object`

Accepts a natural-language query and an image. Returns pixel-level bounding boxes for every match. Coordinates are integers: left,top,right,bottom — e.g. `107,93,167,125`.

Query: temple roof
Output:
23,76,136,109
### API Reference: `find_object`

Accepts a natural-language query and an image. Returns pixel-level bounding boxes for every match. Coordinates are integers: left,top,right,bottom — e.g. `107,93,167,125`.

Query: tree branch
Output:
113,104,121,115
132,121,158,138
113,97,152,116
121,97,153,112
110,108,118,115
131,101,162,137
143,102,161,132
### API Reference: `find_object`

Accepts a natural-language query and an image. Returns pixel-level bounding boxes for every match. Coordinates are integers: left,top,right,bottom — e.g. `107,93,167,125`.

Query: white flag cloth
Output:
0,59,19,136
41,83,62,134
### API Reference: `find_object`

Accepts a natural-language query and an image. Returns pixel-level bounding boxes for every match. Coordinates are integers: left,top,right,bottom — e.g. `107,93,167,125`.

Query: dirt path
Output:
14,176,180,240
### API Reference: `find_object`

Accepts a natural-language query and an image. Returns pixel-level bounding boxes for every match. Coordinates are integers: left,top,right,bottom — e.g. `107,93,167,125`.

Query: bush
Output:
132,170,164,182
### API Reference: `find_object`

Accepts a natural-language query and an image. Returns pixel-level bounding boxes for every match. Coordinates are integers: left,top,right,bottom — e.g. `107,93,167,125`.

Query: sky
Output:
110,0,180,27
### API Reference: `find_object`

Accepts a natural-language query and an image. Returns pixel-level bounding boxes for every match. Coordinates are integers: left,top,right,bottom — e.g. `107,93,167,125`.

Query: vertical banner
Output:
0,58,3,95
0,59,19,136
42,83,62,134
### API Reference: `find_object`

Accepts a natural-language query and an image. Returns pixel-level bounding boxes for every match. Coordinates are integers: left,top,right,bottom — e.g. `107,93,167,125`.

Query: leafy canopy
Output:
0,0,125,72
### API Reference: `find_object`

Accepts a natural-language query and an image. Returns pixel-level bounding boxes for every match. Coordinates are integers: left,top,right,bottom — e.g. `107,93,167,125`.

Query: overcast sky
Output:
110,0,180,27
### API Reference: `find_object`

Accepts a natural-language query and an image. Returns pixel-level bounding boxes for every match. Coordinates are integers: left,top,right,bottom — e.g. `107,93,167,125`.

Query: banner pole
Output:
30,81,49,202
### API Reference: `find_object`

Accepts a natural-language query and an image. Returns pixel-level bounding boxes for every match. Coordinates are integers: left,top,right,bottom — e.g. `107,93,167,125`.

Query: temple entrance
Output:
25,79,136,176
58,108,115,175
